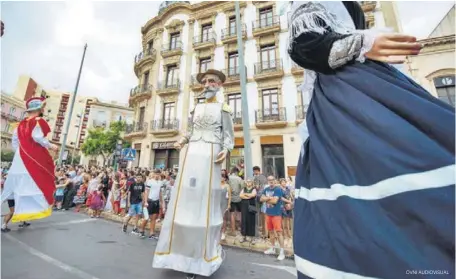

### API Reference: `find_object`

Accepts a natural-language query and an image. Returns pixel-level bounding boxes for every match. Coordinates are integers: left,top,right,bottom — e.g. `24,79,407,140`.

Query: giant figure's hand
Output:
214,149,228,165
365,33,422,64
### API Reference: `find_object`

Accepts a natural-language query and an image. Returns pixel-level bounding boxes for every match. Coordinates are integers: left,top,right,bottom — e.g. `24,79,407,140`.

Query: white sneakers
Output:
264,246,286,260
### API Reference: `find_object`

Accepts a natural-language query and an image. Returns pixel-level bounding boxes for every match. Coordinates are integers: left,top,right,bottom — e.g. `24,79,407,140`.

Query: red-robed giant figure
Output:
1,97,58,223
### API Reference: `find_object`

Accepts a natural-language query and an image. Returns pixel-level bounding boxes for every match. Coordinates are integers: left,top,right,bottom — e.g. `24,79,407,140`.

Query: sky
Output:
1,1,454,104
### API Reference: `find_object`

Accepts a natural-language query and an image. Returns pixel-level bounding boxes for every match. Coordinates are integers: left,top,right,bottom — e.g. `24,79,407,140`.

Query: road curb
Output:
80,209,295,260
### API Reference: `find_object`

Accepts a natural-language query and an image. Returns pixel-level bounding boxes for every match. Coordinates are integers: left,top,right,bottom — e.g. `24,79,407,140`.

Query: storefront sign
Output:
287,166,297,176
152,141,176,150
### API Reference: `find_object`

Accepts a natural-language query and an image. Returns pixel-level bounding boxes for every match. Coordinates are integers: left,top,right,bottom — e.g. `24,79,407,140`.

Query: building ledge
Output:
254,69,284,82
161,48,183,58
150,130,179,138
255,121,288,129
234,124,243,131
156,87,179,97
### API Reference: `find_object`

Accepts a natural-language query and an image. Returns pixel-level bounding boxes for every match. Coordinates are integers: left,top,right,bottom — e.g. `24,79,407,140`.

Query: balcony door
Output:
138,107,145,127
229,17,236,36
166,65,179,87
262,88,279,120
170,33,180,50
260,45,276,70
228,52,239,76
227,93,242,122
199,58,211,73
201,24,213,42
163,102,175,129
143,71,149,90
259,7,273,28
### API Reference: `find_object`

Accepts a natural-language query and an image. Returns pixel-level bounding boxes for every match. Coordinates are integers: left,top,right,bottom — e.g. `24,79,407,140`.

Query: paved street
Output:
1,209,296,279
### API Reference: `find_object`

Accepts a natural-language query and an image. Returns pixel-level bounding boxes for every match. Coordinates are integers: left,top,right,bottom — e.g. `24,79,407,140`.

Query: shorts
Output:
230,202,241,213
7,199,15,208
128,202,143,216
55,195,64,202
146,199,160,216
265,215,282,232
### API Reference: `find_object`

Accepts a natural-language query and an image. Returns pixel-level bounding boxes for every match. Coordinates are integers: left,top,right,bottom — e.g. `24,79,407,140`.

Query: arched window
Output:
433,75,455,107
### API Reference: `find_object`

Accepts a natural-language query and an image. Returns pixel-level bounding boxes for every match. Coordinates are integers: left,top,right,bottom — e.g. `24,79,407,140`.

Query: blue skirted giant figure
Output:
288,1,455,279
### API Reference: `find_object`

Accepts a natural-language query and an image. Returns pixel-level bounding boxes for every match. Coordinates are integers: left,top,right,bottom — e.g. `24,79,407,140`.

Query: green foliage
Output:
80,121,128,166
1,151,15,162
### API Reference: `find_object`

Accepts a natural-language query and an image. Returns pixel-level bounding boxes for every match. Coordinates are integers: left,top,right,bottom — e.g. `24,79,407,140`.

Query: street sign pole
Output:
58,44,88,166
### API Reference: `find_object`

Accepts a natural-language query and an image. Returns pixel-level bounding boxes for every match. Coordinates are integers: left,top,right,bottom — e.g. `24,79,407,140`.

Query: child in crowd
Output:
55,178,66,210
119,188,127,216
73,175,89,212
90,185,106,218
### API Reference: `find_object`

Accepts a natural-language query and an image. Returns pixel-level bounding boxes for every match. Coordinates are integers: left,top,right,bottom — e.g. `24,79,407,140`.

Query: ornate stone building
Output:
127,1,395,178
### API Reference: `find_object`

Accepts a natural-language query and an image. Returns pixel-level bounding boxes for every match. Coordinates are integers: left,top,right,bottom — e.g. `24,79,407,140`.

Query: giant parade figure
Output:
153,69,234,279
1,97,58,228
287,1,455,279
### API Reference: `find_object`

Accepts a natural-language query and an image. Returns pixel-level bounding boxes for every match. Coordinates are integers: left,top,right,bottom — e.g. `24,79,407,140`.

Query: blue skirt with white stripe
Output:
294,60,455,279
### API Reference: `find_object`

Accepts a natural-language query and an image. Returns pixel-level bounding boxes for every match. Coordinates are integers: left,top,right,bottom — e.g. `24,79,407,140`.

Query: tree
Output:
81,121,128,166
1,151,14,162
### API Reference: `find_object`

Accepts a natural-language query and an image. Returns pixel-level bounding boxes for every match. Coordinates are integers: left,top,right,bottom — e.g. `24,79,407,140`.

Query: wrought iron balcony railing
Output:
125,122,148,134
221,24,247,40
232,111,243,125
254,59,283,75
150,119,179,131
157,79,180,91
130,84,153,96
222,67,242,79
161,41,183,52
134,48,156,64
252,16,280,31
295,105,308,120
255,107,287,123
193,31,216,45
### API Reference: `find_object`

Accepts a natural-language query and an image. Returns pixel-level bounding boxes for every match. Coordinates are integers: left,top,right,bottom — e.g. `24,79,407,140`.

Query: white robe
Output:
1,126,53,222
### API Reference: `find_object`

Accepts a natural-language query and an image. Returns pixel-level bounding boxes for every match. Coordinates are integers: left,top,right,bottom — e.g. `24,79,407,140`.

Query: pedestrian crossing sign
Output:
122,148,136,161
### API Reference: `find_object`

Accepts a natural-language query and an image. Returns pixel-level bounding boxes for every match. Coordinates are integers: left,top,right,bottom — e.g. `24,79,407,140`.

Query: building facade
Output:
80,100,134,166
1,92,26,151
404,5,455,106
126,1,393,178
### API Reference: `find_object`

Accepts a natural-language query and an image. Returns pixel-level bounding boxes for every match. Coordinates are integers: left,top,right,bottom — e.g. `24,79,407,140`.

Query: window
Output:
260,45,276,69
143,71,149,88
196,97,205,104
201,24,213,42
262,88,279,116
259,7,273,28
227,93,242,118
434,76,455,106
199,58,211,73
147,41,153,52
262,145,285,178
170,33,180,49
229,17,236,35
228,52,239,76
166,65,179,86
163,102,175,121
138,107,145,125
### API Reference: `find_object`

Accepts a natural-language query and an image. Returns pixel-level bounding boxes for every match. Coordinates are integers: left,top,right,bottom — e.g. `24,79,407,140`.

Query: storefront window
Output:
154,150,167,169
229,147,244,168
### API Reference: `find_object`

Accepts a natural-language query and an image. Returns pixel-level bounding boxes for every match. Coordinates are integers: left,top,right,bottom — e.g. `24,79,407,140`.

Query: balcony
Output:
255,107,287,129
129,84,153,104
221,25,247,44
193,31,216,51
150,119,179,137
156,80,180,96
57,112,65,118
161,41,183,58
93,120,107,128
232,111,243,131
254,59,284,81
134,49,157,76
291,61,304,76
59,106,66,112
124,122,148,139
252,16,280,37
221,67,244,86
190,75,204,91
295,105,308,124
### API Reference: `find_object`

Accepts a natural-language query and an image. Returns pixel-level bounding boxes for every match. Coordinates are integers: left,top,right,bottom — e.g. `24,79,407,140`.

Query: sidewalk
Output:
81,209,294,259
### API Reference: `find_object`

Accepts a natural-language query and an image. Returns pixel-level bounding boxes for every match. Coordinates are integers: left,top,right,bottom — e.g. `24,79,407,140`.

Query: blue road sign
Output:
122,148,136,161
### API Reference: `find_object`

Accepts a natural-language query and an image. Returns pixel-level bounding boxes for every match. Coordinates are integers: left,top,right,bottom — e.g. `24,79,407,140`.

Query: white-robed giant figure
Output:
153,69,234,279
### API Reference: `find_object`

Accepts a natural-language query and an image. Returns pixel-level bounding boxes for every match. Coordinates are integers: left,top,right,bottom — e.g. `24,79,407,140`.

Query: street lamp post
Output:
58,43,88,166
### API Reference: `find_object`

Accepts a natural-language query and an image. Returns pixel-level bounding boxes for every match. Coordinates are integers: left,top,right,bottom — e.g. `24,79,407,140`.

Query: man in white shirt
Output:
139,169,164,239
